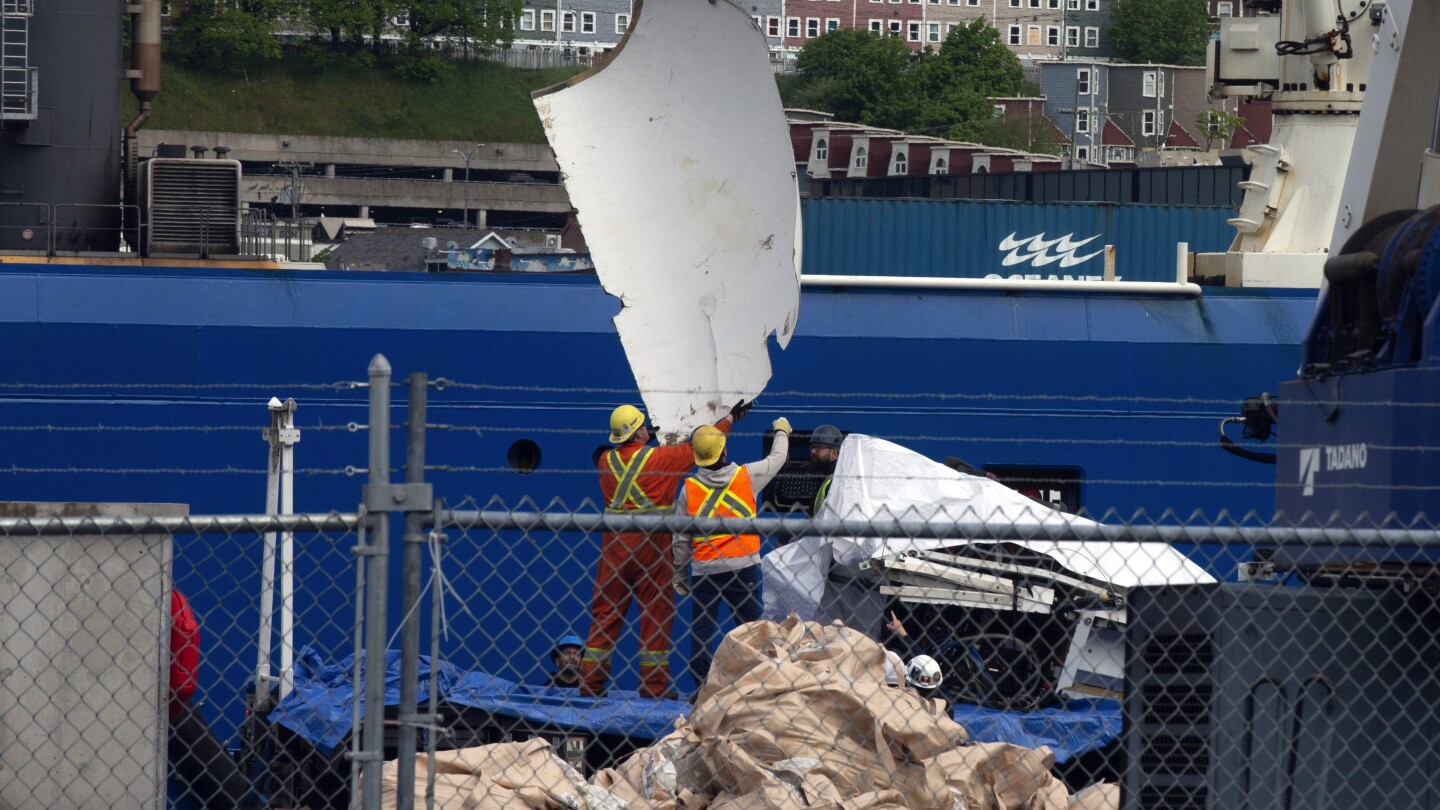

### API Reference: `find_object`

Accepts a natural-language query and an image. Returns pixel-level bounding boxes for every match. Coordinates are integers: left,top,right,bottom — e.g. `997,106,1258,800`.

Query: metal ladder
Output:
1,0,37,121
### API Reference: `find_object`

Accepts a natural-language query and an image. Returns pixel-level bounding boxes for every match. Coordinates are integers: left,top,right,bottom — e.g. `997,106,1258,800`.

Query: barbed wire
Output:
0,466,362,476
0,378,1433,410
426,379,1440,408
0,381,373,391
416,465,1440,490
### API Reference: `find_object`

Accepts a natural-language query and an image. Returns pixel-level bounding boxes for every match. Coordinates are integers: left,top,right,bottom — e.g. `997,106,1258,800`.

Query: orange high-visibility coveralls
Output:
582,419,731,696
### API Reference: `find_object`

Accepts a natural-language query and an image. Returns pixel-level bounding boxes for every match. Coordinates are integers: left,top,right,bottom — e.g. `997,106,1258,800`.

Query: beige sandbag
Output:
600,725,700,807
687,618,965,810
1066,782,1119,810
375,737,623,810
932,742,1058,810
1027,776,1069,810
695,618,887,706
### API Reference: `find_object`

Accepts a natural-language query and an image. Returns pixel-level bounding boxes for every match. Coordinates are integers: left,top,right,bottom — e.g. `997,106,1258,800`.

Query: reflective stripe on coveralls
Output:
605,446,660,512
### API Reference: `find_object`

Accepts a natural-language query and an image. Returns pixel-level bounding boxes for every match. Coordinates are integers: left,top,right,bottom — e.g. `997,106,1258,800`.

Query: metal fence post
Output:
397,372,428,810
362,355,392,810
255,397,300,718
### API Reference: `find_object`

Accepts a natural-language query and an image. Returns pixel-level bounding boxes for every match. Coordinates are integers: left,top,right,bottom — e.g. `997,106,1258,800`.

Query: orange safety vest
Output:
684,466,760,561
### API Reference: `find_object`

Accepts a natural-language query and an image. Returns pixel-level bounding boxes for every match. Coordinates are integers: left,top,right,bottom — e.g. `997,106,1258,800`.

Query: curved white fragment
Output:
534,0,802,443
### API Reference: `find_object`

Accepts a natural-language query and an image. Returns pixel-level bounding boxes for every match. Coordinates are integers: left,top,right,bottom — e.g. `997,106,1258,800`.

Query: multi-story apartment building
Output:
503,0,1152,69
1209,0,1256,17
507,0,1090,61
994,0,1066,60
514,0,631,53
512,0,785,58
1040,61,1207,166
1060,0,1116,61
810,0,926,52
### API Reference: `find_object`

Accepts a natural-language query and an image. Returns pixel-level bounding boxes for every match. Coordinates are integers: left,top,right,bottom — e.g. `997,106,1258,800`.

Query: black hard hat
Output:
810,425,842,448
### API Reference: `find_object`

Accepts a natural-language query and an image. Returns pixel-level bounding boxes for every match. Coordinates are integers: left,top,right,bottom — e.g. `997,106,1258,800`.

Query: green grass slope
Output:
128,57,586,142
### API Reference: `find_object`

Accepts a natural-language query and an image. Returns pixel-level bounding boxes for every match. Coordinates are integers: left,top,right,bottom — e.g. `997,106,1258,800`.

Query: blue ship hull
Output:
0,263,1310,516
0,261,1313,737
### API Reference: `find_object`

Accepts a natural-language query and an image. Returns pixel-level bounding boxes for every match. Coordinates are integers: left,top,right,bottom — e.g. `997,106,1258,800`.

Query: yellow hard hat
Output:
609,404,645,443
692,425,727,466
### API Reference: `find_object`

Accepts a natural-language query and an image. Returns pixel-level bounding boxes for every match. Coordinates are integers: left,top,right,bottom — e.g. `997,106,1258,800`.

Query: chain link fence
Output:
1,359,1436,809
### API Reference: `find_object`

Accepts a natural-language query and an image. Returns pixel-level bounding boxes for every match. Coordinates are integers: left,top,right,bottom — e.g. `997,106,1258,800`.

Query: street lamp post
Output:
451,143,485,228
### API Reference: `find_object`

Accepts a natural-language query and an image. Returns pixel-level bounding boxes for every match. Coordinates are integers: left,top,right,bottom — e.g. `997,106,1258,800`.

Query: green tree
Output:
384,0,519,82
299,0,383,46
1195,108,1244,150
786,21,1033,141
1108,0,1210,66
170,0,294,74
965,112,1066,154
792,29,919,127
909,21,1032,142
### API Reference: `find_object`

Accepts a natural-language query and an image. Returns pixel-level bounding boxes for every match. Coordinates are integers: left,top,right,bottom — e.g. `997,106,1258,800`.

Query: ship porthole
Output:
591,445,612,469
507,439,542,475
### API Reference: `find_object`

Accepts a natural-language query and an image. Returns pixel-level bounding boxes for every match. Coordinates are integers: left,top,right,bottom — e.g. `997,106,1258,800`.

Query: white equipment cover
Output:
533,0,802,442
763,435,1215,621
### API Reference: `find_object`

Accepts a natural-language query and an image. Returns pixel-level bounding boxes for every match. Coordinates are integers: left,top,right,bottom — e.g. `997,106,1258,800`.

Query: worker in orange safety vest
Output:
673,417,791,687
581,400,750,698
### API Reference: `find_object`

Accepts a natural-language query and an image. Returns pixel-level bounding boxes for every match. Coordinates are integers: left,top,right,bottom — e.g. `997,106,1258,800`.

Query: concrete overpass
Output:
137,130,572,224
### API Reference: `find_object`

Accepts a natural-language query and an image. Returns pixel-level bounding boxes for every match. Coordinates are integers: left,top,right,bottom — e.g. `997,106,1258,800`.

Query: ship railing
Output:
50,202,140,256
0,201,49,254
240,208,313,261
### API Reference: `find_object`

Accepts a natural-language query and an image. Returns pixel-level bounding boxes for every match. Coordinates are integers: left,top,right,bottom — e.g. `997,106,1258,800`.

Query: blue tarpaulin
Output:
270,650,1120,763
951,699,1122,764
269,648,463,753
446,673,689,740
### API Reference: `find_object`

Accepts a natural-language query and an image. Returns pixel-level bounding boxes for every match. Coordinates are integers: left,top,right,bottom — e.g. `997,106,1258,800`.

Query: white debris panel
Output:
533,0,802,442
764,435,1216,621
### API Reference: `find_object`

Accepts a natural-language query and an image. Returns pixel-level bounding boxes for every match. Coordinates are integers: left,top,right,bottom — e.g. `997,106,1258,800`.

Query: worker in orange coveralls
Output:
581,399,752,698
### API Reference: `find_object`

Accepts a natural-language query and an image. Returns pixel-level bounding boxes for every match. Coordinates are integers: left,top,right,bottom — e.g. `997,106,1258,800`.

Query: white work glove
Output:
772,417,792,434
673,566,692,596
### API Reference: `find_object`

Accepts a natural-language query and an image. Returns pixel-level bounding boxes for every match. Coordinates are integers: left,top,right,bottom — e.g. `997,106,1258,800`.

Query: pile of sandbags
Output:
378,617,1119,810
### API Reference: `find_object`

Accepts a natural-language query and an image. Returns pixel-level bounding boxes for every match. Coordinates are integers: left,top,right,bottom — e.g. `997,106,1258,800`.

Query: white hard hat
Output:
883,650,904,687
905,655,943,689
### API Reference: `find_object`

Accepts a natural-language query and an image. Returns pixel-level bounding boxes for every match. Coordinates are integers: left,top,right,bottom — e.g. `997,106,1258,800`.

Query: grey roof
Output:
324,227,449,271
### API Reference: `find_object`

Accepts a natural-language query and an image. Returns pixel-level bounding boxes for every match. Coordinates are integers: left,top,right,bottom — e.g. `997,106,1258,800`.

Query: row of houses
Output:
509,0,1256,65
789,60,1274,173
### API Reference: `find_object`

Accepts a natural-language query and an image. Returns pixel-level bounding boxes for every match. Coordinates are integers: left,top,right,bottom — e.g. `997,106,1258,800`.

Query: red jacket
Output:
170,589,200,718
598,420,731,520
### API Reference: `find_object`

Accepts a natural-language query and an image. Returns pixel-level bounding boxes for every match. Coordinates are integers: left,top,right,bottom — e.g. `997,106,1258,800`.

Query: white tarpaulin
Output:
763,435,1215,621
533,0,801,442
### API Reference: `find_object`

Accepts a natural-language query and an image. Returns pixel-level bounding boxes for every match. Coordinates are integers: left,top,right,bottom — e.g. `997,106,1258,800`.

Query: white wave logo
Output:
999,232,1106,268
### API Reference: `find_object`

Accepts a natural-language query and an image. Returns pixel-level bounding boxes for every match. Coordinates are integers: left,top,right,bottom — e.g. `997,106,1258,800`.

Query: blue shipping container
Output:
800,198,1236,283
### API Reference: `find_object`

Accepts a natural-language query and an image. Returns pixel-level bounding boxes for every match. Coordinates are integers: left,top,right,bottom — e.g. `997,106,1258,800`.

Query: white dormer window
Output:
933,157,947,174
855,146,868,170
815,138,828,160
891,151,908,174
